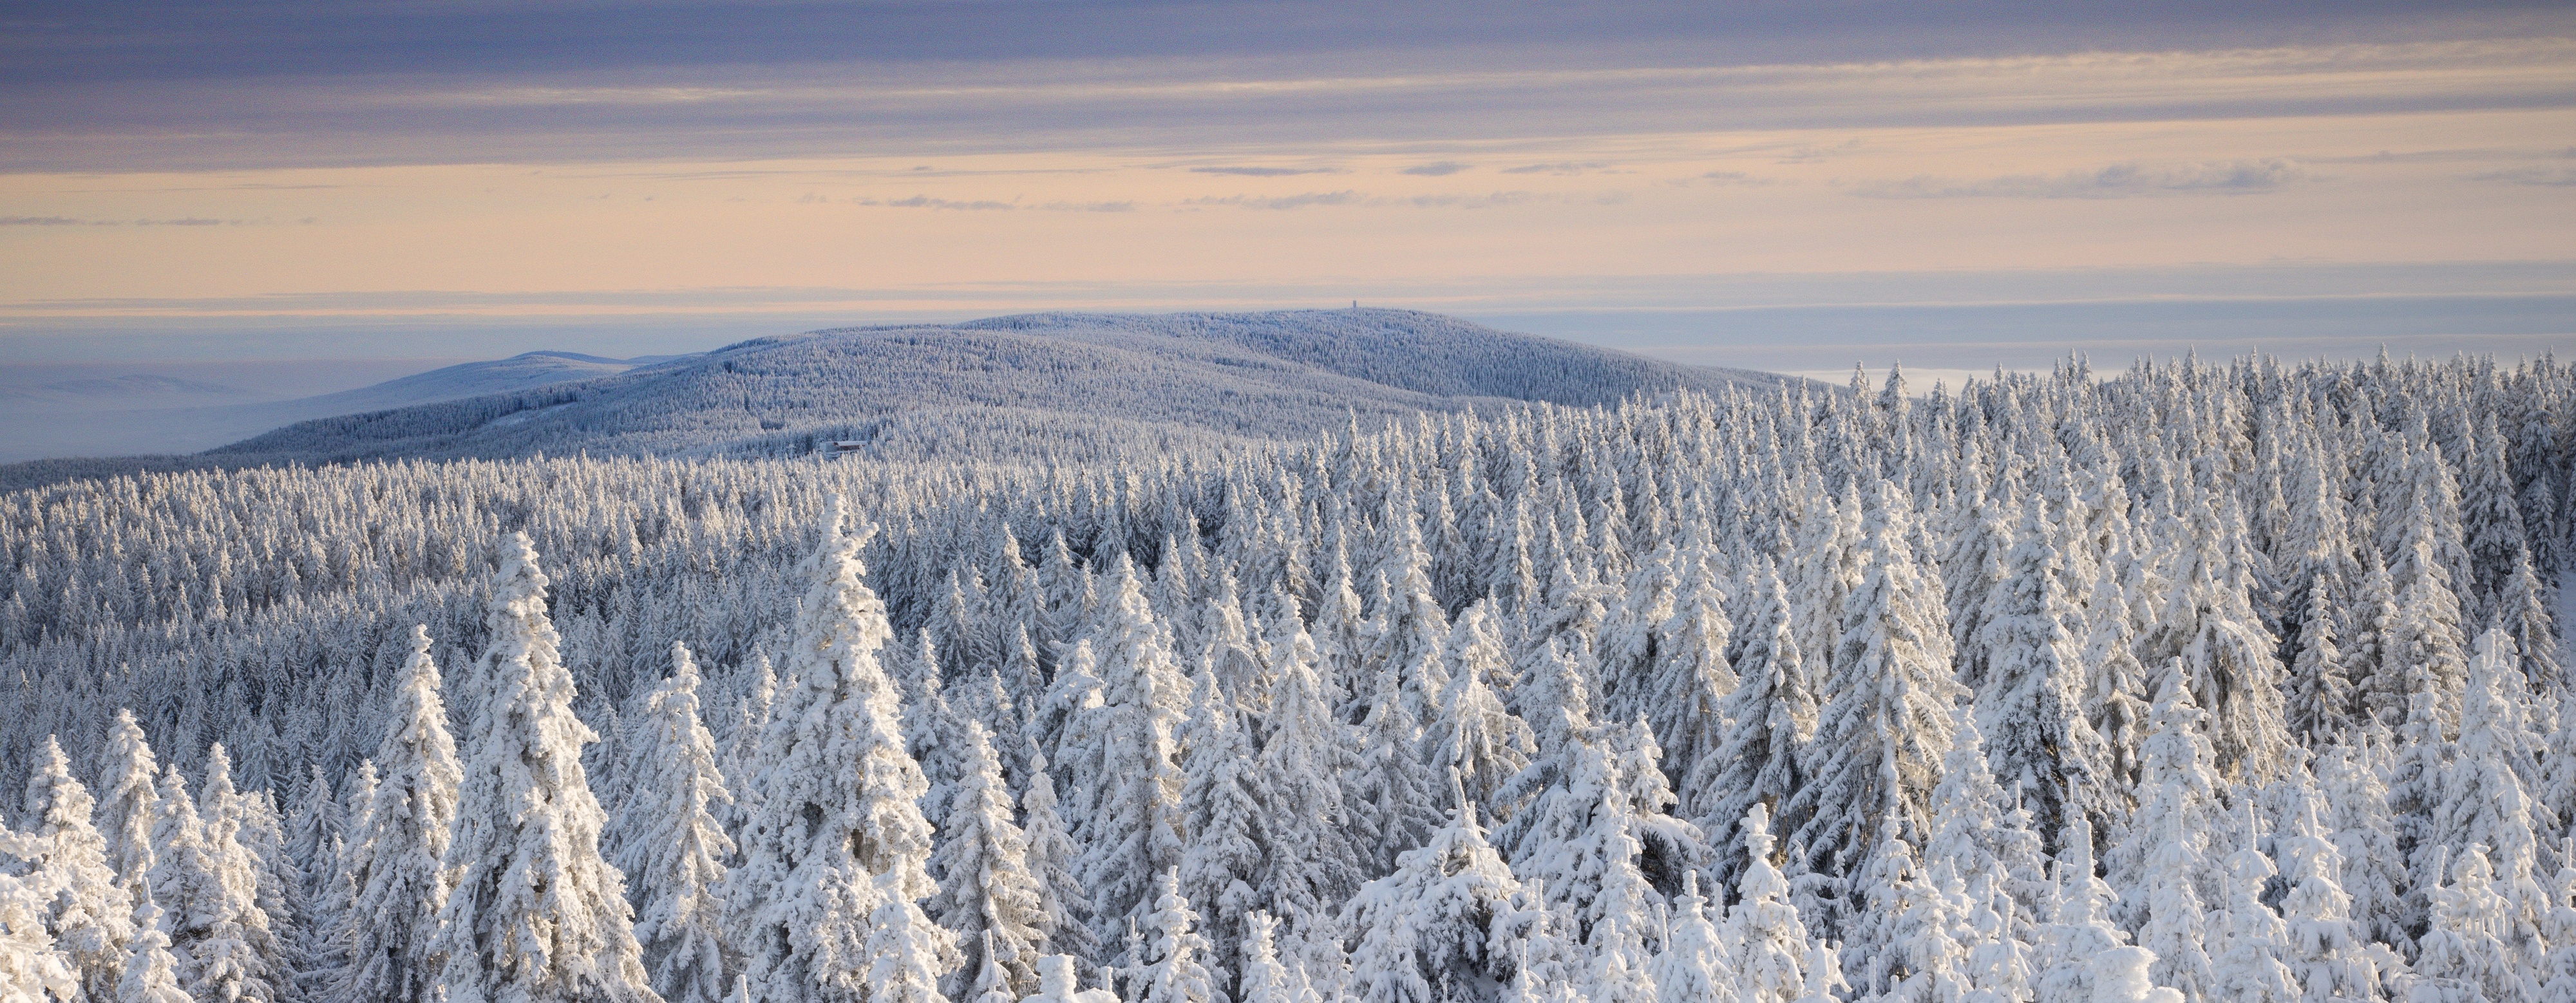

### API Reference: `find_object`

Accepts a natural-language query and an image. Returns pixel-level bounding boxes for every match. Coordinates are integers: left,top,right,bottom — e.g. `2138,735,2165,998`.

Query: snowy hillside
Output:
205,310,1790,466
1,352,2568,1003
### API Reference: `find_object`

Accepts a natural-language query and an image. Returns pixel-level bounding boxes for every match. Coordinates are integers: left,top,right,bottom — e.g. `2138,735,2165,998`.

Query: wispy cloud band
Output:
1852,159,2311,199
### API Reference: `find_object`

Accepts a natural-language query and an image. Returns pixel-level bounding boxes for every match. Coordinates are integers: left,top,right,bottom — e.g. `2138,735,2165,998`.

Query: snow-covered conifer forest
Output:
5,342,2575,1003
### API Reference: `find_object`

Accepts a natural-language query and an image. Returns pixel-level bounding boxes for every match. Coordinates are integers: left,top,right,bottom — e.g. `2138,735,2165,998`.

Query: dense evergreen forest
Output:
5,351,2573,1003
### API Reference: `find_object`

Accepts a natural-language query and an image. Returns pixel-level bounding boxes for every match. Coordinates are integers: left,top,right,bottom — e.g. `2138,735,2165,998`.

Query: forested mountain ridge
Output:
205,310,1788,466
2,351,2569,1003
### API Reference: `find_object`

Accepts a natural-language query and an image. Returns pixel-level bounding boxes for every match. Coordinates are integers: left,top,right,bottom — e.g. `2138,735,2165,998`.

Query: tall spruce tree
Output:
618,643,737,1003
1691,559,1815,893
432,534,658,1003
97,712,162,920
334,624,461,1003
927,722,1047,1002
20,736,133,1002
1067,556,1192,950
728,499,959,1003
151,764,278,1003
1783,484,1964,942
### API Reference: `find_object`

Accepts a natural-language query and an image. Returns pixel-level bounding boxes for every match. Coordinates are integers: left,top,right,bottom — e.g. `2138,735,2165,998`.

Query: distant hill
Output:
222,351,649,427
0,373,263,404
204,310,1792,465
0,352,677,485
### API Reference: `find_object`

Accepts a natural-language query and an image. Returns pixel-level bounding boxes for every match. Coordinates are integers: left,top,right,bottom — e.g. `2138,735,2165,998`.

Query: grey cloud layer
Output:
5,7,2572,171
14,0,2553,85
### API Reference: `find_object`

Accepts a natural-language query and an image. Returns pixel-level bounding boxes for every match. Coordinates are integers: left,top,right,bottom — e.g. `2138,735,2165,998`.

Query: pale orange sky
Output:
5,30,2574,365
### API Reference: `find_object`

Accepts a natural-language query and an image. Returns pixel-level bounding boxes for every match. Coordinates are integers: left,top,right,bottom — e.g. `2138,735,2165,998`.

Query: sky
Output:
3,0,2573,379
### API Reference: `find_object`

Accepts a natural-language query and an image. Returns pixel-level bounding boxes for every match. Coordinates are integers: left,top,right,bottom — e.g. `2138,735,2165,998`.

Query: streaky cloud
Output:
1850,159,2311,199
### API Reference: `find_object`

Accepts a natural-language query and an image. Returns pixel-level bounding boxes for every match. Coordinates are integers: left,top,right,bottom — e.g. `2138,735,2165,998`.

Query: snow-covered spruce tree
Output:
2427,628,2554,929
2033,811,2130,1003
1649,871,1731,1003
1426,601,1533,819
1066,556,1192,950
281,767,339,910
0,832,77,1003
1942,465,2015,689
233,788,307,997
2343,554,2405,729
1783,483,1963,943
964,932,1015,1003
2494,550,2560,689
2551,705,2576,882
2412,845,2539,1003
723,651,777,832
2284,577,2352,744
2539,841,2576,1003
954,661,1028,793
1799,938,1850,1003
1027,639,1103,810
2208,805,2298,1003
2389,688,2456,937
1788,484,1864,698
431,534,658,1003
1971,503,2112,843
2384,494,2473,733
1848,820,1967,1003
1492,636,1597,856
1639,541,1734,796
307,762,374,992
2128,765,2217,998
1197,572,1269,719
1235,912,1312,1003
1922,713,2049,939
1600,721,1706,901
2276,435,2359,658
1021,753,1099,966
97,711,161,916
1026,954,1117,1003
1510,724,1678,1003
1179,666,1265,997
2273,797,2380,1003
2311,740,2408,952
2148,492,2293,781
900,628,972,841
1690,558,1815,894
1340,772,1540,1003
616,642,738,1003
1309,545,1374,720
1132,871,1219,1003
1727,803,1814,1003
149,763,278,1003
2461,414,2526,623
1367,522,1454,728
196,745,290,1002
1349,659,1442,879
1254,617,1363,941
333,624,460,1003
20,736,133,1001
2074,524,2154,800
2105,675,2223,935
2085,948,2182,1003
929,721,1047,1002
118,891,192,1003
1959,881,2035,1003
727,499,959,1003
